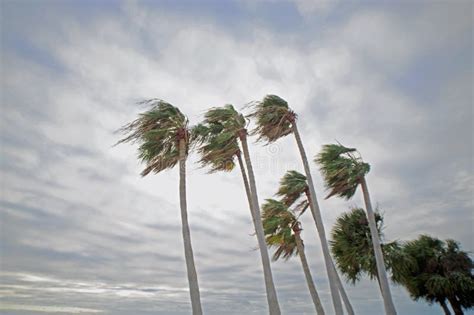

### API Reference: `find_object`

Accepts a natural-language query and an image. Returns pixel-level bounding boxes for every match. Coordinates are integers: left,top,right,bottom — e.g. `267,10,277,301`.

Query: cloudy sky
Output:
1,0,473,314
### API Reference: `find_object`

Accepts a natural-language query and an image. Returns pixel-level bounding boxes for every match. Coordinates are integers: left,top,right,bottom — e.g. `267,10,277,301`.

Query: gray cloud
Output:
0,1,472,315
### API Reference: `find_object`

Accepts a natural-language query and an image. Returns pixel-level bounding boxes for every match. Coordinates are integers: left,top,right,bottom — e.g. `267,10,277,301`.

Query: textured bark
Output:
447,296,463,315
361,177,396,315
240,133,281,314
439,299,452,315
294,231,325,315
179,138,203,314
292,123,343,315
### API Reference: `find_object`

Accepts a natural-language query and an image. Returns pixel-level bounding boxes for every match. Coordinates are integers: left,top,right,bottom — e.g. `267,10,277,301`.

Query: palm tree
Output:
249,95,349,315
116,99,202,314
261,199,325,315
316,143,397,315
192,105,281,314
330,208,403,289
276,170,355,315
393,235,473,315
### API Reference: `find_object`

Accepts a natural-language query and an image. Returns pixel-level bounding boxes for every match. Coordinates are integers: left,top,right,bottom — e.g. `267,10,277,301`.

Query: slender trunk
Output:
447,296,463,315
375,273,383,294
331,259,355,315
294,231,325,315
178,138,202,314
292,123,343,315
240,132,281,315
439,299,452,315
237,152,257,225
360,177,396,315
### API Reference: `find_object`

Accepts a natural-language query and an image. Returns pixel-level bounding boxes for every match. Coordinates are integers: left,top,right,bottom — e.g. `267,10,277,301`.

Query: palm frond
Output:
193,105,247,173
248,94,294,143
261,199,300,261
276,170,308,207
330,207,393,283
116,100,188,176
315,143,370,200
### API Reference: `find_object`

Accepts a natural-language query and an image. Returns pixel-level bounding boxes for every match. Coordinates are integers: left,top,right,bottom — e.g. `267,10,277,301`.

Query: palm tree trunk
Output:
294,231,325,315
447,296,463,315
439,299,452,315
292,123,343,315
360,177,396,315
179,138,203,315
331,259,355,315
240,132,281,315
237,153,255,222
303,190,355,314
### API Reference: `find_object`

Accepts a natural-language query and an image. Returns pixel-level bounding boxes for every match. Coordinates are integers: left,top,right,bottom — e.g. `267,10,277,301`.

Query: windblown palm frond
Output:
276,170,309,211
261,199,299,261
116,99,189,176
204,104,246,133
191,123,239,173
315,143,370,200
248,94,294,143
393,235,474,309
330,208,401,284
192,104,247,173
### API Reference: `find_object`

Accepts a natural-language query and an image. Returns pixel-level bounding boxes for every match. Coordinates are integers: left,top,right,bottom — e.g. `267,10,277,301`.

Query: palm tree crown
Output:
262,199,299,261
275,170,310,213
248,94,295,142
315,144,370,200
330,208,401,284
192,122,240,173
393,235,473,314
116,99,189,176
192,105,245,172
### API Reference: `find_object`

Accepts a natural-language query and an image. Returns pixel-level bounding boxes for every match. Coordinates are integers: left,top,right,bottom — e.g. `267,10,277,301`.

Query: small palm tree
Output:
330,208,403,287
249,95,350,315
193,105,281,314
117,99,202,314
276,170,354,314
262,199,325,315
316,143,397,315
393,235,473,315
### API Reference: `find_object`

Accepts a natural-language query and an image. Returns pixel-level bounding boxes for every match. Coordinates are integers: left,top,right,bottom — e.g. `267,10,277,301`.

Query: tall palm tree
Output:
276,170,355,315
393,235,473,315
261,199,325,315
192,105,281,314
330,208,404,289
116,99,202,314
249,95,349,315
316,143,397,315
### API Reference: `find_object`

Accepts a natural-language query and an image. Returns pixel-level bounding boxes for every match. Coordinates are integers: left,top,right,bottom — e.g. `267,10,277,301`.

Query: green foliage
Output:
275,170,309,213
192,105,246,173
248,94,294,143
330,208,403,284
261,199,299,261
393,235,474,310
315,143,370,200
116,99,189,176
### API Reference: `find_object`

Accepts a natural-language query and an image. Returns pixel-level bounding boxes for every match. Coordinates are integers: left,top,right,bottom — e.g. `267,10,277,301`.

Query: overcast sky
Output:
1,0,473,314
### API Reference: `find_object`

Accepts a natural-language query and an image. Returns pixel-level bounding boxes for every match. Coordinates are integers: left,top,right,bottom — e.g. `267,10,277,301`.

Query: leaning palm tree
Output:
393,235,473,315
276,170,354,315
330,208,403,288
192,105,281,314
249,95,348,315
316,143,397,315
262,199,325,315
116,99,202,314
